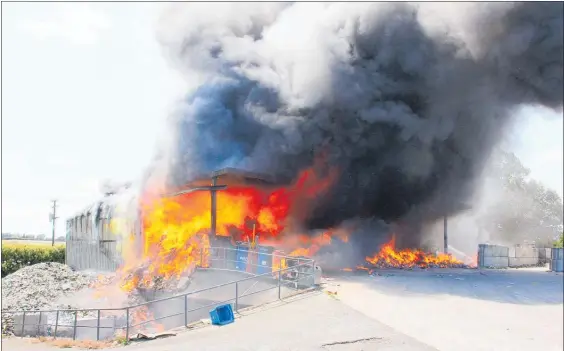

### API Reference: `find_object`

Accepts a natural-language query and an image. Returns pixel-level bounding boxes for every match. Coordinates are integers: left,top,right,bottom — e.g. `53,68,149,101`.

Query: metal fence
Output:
2,248,317,342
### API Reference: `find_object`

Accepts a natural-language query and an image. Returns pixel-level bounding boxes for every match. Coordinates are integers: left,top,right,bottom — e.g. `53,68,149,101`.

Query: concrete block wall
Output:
11,313,117,340
478,243,545,269
478,244,509,268
508,244,540,267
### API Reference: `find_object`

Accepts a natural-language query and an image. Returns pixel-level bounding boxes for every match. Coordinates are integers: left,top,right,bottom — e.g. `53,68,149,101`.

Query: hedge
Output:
1,246,65,277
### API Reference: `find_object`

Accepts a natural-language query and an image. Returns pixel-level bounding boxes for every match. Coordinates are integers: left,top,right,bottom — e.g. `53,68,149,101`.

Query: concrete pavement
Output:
3,291,437,351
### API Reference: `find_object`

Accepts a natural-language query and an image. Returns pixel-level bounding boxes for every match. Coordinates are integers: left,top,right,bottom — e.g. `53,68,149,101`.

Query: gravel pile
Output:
1,262,96,335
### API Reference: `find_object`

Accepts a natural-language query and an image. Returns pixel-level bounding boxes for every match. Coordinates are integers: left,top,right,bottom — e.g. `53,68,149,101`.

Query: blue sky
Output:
1,3,562,236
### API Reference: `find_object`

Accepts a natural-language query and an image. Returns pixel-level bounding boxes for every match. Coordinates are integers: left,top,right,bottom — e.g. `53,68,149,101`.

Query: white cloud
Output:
19,3,111,45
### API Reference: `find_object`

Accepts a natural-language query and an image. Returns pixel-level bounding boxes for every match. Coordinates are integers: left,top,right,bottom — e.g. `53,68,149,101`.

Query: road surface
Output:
329,267,563,351
3,267,562,351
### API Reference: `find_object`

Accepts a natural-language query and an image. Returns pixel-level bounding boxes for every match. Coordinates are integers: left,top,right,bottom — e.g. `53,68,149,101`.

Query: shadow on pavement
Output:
327,268,563,305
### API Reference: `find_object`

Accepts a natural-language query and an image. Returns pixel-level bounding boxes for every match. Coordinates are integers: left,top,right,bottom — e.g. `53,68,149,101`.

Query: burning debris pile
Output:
1,263,97,335
362,236,468,270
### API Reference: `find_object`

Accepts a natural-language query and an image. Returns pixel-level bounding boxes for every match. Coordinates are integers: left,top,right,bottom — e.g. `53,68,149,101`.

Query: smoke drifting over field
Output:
148,2,563,248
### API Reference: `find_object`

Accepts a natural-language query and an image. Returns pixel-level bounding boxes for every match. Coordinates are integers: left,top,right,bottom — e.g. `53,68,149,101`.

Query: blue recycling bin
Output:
210,304,235,326
235,244,249,272
256,245,274,274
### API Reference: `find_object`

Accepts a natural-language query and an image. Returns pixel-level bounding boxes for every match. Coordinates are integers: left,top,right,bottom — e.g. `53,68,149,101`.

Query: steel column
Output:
443,215,448,254
211,176,218,237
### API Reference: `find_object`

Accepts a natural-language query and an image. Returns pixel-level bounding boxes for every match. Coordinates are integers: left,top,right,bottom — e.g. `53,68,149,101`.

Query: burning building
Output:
67,2,562,293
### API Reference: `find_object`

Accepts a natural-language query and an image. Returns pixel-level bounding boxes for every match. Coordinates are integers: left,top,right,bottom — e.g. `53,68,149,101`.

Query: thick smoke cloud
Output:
150,2,563,248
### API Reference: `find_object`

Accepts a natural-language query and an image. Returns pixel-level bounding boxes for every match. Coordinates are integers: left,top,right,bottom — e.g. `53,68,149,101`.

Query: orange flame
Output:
113,162,338,292
364,235,464,269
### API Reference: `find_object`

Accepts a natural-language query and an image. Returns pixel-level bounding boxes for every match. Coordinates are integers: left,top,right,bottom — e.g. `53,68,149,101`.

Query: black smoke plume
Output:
148,2,563,249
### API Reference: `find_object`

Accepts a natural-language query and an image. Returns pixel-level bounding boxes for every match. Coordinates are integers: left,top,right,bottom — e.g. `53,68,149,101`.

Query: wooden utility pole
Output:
50,200,58,246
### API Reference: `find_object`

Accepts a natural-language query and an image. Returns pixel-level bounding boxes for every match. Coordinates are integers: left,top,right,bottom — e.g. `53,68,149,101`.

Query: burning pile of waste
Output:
362,236,468,270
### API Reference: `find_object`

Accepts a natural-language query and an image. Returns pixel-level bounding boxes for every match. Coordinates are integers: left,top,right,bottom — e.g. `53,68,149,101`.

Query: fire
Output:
130,306,165,334
112,161,338,292
107,153,466,334
364,235,465,269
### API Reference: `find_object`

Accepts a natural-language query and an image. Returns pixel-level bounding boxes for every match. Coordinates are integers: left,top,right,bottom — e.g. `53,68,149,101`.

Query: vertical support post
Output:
96,310,100,341
443,215,448,254
125,308,130,343
277,266,282,300
54,311,59,338
21,312,26,337
72,311,77,340
37,312,42,336
235,282,239,312
296,258,301,290
184,295,188,327
210,176,217,237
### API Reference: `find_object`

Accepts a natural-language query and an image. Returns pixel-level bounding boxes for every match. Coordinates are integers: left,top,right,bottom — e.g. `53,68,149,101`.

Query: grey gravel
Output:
1,262,97,335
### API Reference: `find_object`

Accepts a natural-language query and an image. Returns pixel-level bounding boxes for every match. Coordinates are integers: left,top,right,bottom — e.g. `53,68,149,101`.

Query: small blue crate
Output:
209,304,235,326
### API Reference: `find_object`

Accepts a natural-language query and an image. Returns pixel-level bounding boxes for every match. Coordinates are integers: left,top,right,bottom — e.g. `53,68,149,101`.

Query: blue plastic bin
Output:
209,304,235,326
235,244,249,272
256,245,274,274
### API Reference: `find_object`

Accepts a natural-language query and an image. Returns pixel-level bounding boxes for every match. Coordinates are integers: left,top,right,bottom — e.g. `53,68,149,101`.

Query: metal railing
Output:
2,248,317,342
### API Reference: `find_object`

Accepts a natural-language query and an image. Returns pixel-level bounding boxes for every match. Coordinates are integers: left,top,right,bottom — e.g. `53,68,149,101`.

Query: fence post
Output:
184,295,188,327
96,310,100,341
125,308,130,343
21,311,26,337
72,311,77,340
54,310,59,338
277,267,282,299
311,260,315,288
37,312,42,336
235,282,239,312
296,258,301,289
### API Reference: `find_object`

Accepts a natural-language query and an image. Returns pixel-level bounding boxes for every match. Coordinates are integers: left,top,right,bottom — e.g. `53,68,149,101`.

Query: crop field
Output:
1,240,65,249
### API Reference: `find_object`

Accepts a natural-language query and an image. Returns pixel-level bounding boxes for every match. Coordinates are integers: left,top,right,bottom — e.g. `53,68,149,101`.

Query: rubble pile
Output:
1,262,96,335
